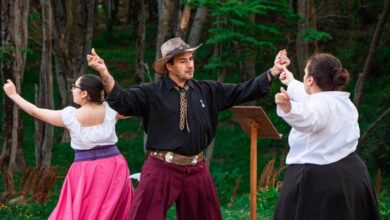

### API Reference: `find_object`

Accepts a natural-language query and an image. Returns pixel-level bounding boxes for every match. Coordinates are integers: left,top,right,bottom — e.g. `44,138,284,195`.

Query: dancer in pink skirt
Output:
3,74,133,220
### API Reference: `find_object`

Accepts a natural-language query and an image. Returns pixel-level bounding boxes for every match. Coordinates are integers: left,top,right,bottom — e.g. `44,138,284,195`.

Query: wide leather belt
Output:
149,150,204,166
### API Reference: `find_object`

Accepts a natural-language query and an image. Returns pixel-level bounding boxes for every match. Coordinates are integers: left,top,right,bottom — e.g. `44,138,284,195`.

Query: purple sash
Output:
74,145,120,161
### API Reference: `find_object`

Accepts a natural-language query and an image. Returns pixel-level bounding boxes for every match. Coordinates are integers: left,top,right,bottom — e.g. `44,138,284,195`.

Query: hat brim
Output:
153,44,202,74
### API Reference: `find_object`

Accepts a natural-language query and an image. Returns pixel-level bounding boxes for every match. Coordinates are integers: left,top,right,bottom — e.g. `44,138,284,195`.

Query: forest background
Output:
0,0,389,219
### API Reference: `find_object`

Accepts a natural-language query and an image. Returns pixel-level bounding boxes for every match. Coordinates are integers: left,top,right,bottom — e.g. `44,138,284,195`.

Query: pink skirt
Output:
48,155,133,220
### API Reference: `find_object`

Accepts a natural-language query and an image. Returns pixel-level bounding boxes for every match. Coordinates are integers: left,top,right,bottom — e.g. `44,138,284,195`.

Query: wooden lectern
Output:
232,106,281,220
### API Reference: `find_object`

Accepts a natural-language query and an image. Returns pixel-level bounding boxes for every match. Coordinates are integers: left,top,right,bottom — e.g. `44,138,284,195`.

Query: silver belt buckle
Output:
164,152,173,163
191,155,198,165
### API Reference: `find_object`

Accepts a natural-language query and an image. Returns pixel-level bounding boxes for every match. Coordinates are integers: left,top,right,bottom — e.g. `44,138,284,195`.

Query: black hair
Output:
167,57,175,65
78,74,105,103
306,53,349,91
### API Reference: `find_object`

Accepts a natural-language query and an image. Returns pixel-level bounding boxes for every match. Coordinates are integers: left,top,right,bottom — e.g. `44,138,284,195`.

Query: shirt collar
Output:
162,75,194,91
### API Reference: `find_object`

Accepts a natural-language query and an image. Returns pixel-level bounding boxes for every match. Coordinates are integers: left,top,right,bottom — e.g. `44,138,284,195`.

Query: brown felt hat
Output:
153,38,202,74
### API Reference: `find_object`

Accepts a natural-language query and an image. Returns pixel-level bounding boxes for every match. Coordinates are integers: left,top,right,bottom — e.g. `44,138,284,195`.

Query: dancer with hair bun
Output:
274,53,380,220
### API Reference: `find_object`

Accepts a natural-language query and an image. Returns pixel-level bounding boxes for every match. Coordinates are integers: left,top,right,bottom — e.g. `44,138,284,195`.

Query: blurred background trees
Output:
0,0,389,218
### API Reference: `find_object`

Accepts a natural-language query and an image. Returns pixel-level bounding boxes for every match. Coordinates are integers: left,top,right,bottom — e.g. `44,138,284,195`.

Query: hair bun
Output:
333,68,349,86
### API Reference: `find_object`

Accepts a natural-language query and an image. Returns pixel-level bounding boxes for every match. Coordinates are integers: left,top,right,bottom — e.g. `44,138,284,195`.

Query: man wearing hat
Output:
87,37,289,220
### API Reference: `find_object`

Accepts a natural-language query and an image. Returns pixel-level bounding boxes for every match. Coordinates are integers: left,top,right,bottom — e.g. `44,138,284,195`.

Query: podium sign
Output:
232,106,281,220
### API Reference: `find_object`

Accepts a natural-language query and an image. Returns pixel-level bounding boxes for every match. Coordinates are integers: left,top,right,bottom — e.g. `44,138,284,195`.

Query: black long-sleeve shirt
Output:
106,71,271,156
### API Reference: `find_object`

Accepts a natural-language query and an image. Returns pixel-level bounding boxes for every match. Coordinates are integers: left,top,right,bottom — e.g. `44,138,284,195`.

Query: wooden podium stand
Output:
232,106,281,220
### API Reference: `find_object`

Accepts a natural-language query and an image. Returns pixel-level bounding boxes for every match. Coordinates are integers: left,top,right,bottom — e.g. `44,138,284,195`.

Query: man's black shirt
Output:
106,71,270,156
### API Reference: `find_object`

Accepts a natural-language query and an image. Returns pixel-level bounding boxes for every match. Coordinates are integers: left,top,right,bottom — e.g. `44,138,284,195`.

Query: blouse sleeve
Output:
287,80,309,102
104,102,118,122
277,98,331,133
61,106,76,128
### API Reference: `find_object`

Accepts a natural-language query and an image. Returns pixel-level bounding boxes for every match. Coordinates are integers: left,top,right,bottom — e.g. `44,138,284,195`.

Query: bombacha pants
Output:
129,156,223,220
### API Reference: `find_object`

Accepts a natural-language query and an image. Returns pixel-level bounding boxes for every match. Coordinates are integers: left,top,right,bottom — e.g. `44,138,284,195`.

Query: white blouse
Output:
61,102,118,150
277,80,360,165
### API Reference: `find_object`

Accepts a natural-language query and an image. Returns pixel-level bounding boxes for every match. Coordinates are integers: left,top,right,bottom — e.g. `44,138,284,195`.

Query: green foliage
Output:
0,45,15,66
0,203,54,220
18,47,33,55
357,73,390,176
376,42,390,77
379,190,390,219
220,188,279,219
198,0,296,73
302,28,332,42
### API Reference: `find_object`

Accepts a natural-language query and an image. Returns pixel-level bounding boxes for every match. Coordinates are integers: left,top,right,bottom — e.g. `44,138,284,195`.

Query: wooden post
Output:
231,106,281,219
250,120,259,220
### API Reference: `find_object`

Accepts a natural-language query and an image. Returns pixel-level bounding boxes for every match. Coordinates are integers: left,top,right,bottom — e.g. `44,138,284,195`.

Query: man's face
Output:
166,52,195,84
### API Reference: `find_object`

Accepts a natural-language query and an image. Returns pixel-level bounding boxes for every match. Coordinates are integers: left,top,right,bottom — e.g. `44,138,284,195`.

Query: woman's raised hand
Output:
275,87,290,104
275,87,292,113
3,79,17,97
279,66,295,86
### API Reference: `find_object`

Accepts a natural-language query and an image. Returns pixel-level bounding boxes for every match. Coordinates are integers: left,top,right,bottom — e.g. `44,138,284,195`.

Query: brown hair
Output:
306,53,349,91
78,74,105,104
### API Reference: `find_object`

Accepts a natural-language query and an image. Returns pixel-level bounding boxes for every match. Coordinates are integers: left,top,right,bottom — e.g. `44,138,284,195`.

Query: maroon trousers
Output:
129,156,222,220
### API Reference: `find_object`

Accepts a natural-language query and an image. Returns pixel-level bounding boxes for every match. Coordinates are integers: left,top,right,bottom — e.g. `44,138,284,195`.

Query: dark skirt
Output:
274,152,380,220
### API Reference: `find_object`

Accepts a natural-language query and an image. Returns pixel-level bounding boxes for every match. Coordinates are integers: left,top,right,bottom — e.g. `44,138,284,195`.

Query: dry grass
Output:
258,154,286,191
1,167,58,205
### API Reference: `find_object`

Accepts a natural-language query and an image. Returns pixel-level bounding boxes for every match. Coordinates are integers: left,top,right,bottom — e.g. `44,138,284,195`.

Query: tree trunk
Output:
296,0,309,79
154,0,179,80
188,6,207,46
242,14,256,82
35,0,54,171
112,0,120,23
357,108,390,148
308,0,318,52
52,0,97,142
215,42,226,82
134,0,146,85
0,0,29,198
128,0,137,37
242,14,257,107
354,0,390,109
175,3,191,39
52,0,97,108
148,0,158,21
103,0,113,41
205,42,225,167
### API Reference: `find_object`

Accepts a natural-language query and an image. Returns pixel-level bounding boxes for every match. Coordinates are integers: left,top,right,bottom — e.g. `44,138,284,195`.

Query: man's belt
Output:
149,150,204,166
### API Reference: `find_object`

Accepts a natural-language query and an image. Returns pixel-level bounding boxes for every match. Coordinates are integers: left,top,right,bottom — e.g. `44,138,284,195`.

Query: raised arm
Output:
279,66,309,102
275,90,330,133
268,50,290,82
215,50,291,110
87,48,115,93
3,80,65,127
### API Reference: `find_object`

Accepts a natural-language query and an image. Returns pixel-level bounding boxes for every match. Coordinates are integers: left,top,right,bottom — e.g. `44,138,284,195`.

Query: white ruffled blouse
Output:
61,102,118,150
277,80,360,165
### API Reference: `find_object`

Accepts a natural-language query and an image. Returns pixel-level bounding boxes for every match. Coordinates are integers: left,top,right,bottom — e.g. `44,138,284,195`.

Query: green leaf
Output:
302,28,333,42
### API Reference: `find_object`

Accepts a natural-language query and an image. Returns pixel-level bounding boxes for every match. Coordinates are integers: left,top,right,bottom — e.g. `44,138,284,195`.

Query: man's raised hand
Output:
271,50,291,76
87,48,108,75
